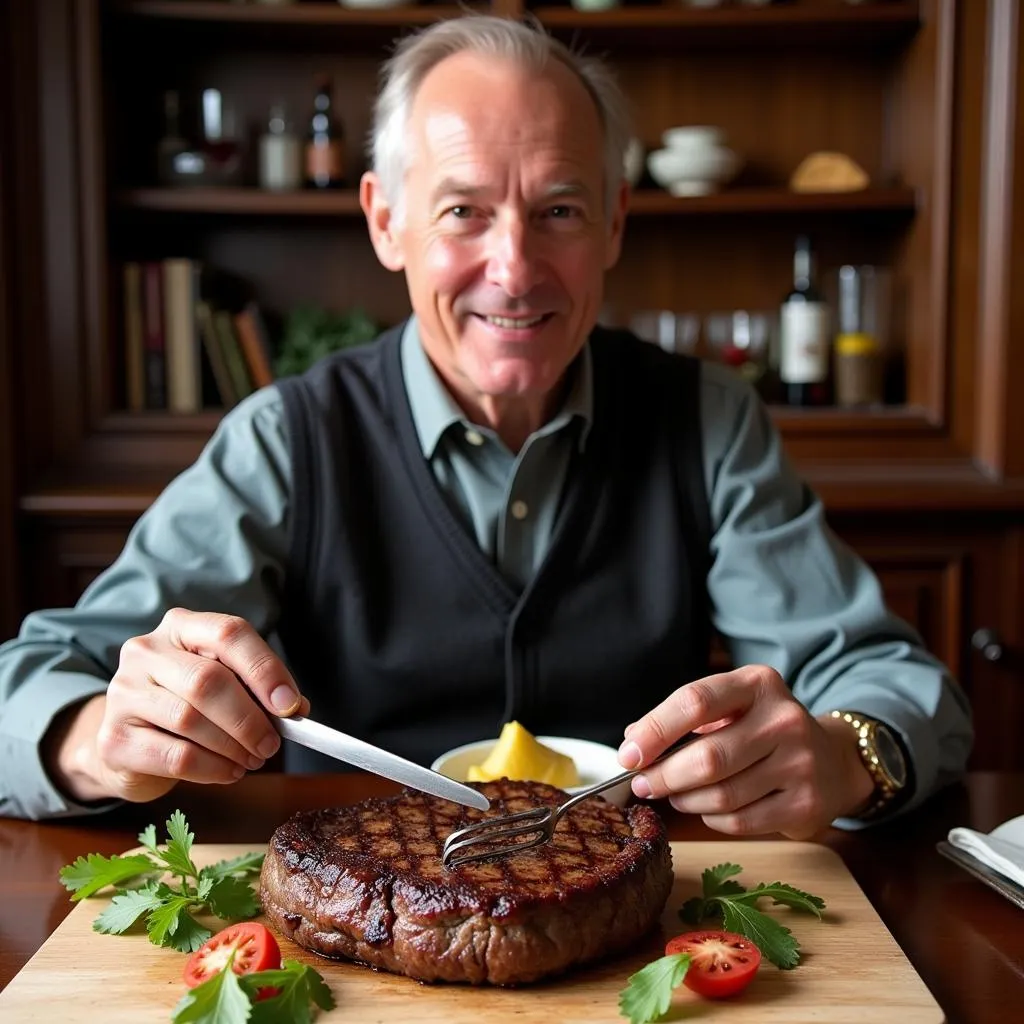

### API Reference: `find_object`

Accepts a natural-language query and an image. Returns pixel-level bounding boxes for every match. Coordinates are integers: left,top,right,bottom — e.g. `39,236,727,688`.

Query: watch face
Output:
875,725,907,788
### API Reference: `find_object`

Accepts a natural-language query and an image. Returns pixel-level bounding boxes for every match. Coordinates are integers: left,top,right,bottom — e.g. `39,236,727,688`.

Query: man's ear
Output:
360,171,405,272
604,179,630,271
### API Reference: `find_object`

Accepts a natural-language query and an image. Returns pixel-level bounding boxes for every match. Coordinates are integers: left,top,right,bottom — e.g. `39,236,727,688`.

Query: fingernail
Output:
231,765,246,780
270,685,299,713
632,775,652,799
618,740,642,769
248,754,266,771
258,735,279,759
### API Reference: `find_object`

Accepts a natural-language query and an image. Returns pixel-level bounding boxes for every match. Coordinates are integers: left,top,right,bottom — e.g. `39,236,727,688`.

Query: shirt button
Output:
464,429,485,446
511,500,529,521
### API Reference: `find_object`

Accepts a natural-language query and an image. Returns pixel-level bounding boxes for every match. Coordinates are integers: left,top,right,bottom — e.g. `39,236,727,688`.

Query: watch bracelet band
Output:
830,709,910,820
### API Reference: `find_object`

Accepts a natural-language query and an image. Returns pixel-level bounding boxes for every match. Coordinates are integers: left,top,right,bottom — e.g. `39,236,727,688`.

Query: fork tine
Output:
443,820,549,858
441,807,553,868
447,807,549,840
443,832,550,868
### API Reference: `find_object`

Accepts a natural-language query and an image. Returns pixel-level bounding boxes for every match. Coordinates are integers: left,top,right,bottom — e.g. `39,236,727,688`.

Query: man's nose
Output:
485,217,540,298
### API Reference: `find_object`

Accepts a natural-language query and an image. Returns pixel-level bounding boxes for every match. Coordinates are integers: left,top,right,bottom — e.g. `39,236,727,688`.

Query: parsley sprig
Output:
618,862,827,1024
679,862,826,969
618,953,692,1024
171,957,335,1024
59,810,265,953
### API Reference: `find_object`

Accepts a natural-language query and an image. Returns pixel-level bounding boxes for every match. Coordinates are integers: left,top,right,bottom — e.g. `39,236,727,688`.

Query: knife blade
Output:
272,715,490,811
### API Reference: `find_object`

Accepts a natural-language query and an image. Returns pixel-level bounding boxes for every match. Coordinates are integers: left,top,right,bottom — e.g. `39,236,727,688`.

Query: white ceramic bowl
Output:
431,735,633,808
647,144,741,196
661,125,725,151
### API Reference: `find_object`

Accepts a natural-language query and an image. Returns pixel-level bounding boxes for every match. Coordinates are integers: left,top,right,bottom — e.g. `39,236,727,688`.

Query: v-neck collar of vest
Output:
380,319,615,618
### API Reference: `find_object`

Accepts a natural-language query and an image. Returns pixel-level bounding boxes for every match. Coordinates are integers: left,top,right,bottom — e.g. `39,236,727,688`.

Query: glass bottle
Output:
156,90,191,185
305,75,345,189
198,88,243,185
258,102,302,192
779,235,831,406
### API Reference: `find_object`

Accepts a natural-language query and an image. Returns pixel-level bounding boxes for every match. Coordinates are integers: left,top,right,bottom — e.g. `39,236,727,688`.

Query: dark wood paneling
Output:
0,0,18,638
976,0,1024,477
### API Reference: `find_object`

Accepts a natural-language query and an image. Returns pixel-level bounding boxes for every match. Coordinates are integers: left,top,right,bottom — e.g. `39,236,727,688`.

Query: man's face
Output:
363,52,627,423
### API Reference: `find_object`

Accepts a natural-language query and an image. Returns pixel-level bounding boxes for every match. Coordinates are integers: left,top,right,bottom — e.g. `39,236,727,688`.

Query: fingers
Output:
619,665,790,801
98,716,252,791
117,656,270,770
159,608,303,718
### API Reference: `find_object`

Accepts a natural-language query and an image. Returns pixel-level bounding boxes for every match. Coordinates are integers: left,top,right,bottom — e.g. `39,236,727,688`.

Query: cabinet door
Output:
21,519,135,614
834,518,1024,771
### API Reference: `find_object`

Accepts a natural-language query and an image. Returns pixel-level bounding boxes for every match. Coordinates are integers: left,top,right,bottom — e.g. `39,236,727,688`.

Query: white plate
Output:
431,735,633,808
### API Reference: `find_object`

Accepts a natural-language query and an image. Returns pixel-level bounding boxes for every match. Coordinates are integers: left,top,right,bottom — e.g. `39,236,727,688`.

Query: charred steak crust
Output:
259,779,673,985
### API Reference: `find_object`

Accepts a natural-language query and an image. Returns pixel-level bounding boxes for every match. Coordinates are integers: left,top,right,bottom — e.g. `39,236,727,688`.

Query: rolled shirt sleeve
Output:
699,362,974,827
0,388,292,820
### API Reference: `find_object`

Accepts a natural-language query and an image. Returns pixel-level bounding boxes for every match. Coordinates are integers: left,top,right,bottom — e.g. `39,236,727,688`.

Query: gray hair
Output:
368,14,632,224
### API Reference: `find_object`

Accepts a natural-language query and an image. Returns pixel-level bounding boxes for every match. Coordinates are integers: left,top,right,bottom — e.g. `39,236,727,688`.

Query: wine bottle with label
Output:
305,75,345,190
779,235,831,406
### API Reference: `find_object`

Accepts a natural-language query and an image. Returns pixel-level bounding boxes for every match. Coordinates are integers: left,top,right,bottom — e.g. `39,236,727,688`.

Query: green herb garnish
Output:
171,959,335,1024
679,862,826,969
59,810,265,952
618,861,827,1022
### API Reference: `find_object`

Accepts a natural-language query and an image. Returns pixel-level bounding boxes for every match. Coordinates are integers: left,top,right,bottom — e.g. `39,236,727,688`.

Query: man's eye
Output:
546,205,582,220
447,206,474,220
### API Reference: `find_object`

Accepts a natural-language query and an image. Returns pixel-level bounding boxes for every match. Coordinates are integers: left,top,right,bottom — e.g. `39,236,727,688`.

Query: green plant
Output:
274,305,379,378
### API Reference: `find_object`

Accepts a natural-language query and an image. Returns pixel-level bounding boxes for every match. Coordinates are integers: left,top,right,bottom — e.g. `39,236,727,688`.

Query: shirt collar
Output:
400,316,593,458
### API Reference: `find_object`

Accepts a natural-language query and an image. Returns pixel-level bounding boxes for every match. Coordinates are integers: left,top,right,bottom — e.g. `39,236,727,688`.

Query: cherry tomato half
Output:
183,921,283,998
665,930,762,1000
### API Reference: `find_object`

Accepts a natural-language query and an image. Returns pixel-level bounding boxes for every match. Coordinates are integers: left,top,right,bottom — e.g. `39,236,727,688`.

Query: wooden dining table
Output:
1,770,1021,1023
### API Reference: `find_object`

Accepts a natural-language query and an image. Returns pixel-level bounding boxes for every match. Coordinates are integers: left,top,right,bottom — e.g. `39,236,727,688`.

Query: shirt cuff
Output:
0,671,121,820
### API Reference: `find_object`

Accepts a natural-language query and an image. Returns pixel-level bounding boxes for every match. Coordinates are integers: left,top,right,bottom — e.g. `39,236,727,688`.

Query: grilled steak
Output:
259,778,673,985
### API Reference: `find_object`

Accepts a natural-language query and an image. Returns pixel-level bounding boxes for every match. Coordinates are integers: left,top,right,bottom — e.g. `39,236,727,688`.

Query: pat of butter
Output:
467,721,580,787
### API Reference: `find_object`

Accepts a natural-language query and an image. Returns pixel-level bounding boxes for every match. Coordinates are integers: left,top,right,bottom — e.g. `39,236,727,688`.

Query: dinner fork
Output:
441,733,699,869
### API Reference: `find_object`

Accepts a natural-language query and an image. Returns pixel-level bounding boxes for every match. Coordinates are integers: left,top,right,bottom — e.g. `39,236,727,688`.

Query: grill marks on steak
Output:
259,779,673,985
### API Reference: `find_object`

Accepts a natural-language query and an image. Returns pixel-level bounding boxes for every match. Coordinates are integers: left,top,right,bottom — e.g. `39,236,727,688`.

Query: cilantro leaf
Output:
730,882,826,918
92,886,166,935
701,862,746,896
206,875,261,922
138,824,159,854
59,811,265,952
147,892,204,949
161,810,201,879
618,953,690,1024
244,962,336,1024
718,899,801,969
58,852,158,901
202,852,266,882
171,954,252,1024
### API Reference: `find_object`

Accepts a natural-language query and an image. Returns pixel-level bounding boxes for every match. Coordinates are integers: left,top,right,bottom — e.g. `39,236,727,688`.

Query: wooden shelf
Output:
106,1,921,49
114,186,917,217
535,2,921,47
109,1,483,27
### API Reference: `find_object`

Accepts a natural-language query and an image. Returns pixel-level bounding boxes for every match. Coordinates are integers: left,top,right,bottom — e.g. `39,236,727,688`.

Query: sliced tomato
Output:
665,929,762,999
183,922,283,998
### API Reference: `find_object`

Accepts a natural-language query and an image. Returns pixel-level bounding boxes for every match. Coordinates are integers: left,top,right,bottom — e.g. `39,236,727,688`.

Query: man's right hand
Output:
47,608,308,805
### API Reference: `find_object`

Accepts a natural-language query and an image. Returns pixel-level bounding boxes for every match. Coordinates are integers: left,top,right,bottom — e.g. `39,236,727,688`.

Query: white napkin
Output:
948,813,1024,890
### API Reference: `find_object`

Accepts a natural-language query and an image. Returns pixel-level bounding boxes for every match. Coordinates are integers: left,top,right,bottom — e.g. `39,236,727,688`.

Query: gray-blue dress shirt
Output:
0,319,973,823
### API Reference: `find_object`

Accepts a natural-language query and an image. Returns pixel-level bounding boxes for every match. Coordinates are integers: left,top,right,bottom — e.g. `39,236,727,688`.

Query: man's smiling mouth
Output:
479,313,552,329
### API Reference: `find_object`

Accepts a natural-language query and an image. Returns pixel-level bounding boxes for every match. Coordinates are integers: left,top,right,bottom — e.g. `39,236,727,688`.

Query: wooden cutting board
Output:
0,841,942,1023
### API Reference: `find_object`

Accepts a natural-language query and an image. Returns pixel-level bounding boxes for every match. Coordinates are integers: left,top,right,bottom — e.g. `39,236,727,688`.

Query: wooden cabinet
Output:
1,0,1023,761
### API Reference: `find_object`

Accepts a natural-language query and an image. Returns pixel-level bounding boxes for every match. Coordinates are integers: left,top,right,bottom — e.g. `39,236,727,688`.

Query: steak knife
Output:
273,715,490,811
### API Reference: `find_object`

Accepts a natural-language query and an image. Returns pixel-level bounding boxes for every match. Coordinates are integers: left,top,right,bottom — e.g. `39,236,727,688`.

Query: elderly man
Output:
0,15,971,834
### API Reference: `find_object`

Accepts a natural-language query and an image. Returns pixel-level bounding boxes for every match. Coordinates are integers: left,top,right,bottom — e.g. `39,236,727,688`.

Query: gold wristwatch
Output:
830,710,909,820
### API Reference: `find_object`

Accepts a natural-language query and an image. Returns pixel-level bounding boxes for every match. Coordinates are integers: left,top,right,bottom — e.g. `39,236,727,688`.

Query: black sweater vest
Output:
274,323,711,771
